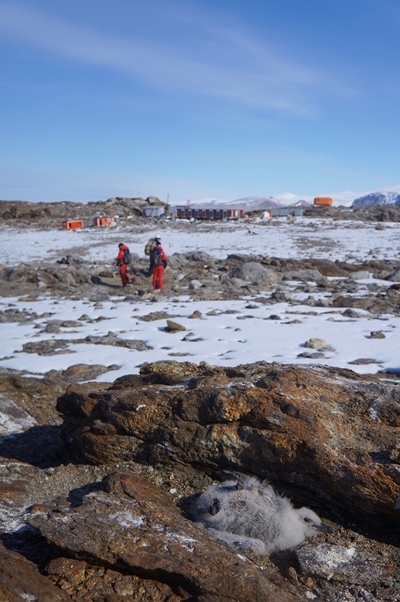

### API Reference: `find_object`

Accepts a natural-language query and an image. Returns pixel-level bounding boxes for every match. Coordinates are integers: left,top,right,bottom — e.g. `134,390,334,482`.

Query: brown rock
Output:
29,471,300,602
46,557,177,601
0,541,72,601
59,362,400,520
165,320,187,332
0,374,70,426
0,479,30,499
348,358,377,365
60,363,120,382
138,311,178,322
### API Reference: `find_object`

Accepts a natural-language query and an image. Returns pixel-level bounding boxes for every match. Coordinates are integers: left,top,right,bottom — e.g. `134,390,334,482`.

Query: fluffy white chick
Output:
190,477,332,554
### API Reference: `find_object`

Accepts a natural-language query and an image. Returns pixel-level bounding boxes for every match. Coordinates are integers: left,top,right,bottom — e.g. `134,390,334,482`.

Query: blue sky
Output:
1,0,400,204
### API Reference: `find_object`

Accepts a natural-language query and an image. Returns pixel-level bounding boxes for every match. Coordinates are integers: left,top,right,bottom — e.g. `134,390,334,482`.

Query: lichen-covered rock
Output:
29,471,301,602
58,361,400,520
295,543,394,586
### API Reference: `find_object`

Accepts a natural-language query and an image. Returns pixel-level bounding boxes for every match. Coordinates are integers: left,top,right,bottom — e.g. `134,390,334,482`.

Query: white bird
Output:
190,477,332,555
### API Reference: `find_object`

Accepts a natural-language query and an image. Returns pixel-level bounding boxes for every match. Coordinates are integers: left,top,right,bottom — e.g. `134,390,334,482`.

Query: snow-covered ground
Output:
1,293,398,381
0,216,399,381
1,217,400,265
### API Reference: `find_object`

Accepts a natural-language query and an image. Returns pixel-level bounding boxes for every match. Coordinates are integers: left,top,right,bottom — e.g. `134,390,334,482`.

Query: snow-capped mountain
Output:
175,185,400,211
352,192,400,207
227,196,283,209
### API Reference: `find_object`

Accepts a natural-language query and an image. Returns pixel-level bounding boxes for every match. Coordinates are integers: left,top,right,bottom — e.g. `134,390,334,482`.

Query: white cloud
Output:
0,2,351,118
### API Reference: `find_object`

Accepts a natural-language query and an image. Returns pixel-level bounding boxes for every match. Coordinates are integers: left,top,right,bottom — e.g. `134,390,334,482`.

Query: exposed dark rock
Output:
138,311,178,322
229,262,279,284
0,541,73,602
46,363,120,383
165,320,186,332
0,197,167,225
29,471,302,602
183,251,214,262
348,358,378,365
296,543,394,586
342,308,362,318
283,269,326,283
226,253,261,262
22,340,74,355
58,361,400,520
1,361,400,600
84,332,152,350
370,331,386,339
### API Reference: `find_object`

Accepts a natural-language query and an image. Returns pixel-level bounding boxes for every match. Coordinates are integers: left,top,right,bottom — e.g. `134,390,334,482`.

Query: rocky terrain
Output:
303,205,400,222
1,361,400,601
1,203,400,601
0,196,167,228
3,196,400,226
2,245,400,319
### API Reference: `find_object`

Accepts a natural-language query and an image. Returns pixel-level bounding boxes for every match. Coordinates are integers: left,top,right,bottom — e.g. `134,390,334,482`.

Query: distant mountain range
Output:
176,188,400,210
352,192,400,207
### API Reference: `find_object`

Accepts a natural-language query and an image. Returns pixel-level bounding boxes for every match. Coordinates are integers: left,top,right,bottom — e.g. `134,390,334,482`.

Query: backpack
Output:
151,247,162,267
123,248,132,264
144,238,155,256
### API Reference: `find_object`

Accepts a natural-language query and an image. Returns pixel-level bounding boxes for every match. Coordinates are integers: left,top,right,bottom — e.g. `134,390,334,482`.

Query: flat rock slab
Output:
22,335,152,354
138,311,178,322
348,358,378,365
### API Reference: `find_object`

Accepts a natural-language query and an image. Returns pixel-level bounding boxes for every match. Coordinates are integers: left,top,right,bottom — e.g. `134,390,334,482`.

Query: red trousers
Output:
119,264,129,287
152,265,164,290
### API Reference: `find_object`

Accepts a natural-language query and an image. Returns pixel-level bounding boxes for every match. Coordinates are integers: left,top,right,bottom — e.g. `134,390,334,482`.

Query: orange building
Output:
93,217,115,227
314,197,333,206
62,220,84,230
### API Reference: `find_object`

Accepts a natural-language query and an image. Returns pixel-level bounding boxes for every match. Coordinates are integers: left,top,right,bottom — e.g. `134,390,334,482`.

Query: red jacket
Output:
116,244,129,266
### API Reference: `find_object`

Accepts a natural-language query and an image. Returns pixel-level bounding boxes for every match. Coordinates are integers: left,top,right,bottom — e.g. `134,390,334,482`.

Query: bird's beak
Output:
316,524,333,533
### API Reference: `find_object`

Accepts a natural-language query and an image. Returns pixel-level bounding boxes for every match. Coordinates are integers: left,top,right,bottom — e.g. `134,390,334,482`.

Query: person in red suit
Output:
116,243,131,287
150,237,167,291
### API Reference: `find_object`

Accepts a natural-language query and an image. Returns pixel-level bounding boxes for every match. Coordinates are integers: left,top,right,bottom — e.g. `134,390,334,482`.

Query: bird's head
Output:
297,507,333,537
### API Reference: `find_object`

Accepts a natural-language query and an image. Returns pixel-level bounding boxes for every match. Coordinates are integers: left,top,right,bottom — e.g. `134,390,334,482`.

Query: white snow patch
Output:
165,532,197,552
108,511,145,528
